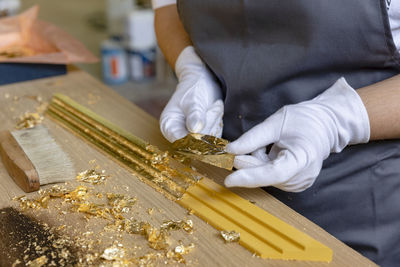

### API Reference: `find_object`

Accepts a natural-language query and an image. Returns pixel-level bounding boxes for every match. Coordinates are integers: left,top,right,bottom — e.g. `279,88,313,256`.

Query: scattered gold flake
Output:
101,243,126,261
64,186,88,202
161,219,194,234
47,185,68,198
13,195,42,210
10,168,197,266
105,219,133,233
138,252,162,267
76,169,109,185
187,209,194,215
166,243,195,264
75,202,110,219
220,230,240,243
15,112,44,129
125,221,150,235
27,255,48,267
107,193,137,216
143,225,170,250
12,259,21,267
147,208,154,215
56,225,66,231
4,93,10,99
175,243,195,255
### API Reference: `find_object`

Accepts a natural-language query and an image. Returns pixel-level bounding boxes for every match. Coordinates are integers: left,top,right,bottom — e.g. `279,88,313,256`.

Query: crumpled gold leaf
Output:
220,230,240,243
15,112,43,130
172,133,234,170
76,169,109,184
160,219,193,234
143,225,170,250
172,133,227,155
64,186,88,202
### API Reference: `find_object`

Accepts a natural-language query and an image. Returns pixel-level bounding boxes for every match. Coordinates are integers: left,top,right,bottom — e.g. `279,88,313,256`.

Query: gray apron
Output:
178,0,400,265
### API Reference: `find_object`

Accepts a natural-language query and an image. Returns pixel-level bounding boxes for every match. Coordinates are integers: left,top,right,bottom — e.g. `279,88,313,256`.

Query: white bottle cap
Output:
106,0,134,38
125,9,156,51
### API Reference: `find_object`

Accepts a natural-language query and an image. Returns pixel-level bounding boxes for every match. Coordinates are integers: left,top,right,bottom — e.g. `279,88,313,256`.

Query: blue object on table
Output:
0,63,67,85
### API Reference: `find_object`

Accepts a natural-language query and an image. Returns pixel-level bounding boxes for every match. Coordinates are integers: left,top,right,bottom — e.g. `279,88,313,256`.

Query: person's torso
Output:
177,1,400,266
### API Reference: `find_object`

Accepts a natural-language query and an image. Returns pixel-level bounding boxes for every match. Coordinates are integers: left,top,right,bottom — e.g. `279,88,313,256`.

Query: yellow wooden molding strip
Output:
179,179,332,261
46,94,333,262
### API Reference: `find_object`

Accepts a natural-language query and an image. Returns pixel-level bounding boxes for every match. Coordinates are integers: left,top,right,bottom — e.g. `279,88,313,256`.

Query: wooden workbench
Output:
0,70,376,266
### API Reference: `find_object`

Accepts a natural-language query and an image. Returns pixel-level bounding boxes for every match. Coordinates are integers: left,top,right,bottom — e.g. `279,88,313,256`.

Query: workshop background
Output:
0,0,176,118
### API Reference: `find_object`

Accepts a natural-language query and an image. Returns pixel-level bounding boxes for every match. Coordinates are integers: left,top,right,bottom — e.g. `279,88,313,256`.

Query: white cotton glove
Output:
225,78,370,192
160,46,224,142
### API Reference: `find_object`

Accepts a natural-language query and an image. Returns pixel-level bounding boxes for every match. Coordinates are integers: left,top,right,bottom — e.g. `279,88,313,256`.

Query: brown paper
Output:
0,6,98,64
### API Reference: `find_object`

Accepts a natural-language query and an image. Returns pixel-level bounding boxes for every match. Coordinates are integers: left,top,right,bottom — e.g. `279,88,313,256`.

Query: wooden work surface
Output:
0,71,376,266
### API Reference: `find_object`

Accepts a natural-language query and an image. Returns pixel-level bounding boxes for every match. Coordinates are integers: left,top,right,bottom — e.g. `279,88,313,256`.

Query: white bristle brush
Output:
0,125,75,192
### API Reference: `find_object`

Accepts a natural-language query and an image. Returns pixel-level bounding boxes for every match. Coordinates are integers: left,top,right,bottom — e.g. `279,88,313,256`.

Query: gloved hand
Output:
225,78,370,192
160,46,224,142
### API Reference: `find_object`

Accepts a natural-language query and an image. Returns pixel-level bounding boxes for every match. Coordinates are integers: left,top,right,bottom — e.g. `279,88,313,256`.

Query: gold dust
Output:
87,93,101,105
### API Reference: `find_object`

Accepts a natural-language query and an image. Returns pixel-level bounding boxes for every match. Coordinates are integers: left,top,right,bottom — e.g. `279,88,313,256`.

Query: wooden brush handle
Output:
0,131,40,193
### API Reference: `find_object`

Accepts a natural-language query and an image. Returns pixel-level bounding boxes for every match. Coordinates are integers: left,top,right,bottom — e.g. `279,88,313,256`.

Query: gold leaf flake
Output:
220,230,240,243
175,243,194,255
64,186,88,202
101,243,125,261
15,112,44,130
76,169,109,184
27,255,48,267
147,208,154,215
160,219,193,234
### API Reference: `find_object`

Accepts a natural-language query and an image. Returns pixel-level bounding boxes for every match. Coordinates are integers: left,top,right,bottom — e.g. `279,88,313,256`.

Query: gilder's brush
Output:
0,125,75,192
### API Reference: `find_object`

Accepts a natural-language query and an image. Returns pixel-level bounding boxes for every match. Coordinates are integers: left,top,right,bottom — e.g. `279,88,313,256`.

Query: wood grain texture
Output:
0,131,39,192
0,71,377,266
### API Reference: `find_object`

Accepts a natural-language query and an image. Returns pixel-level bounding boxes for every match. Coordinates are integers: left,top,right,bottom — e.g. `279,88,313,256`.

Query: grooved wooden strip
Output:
46,94,333,262
49,95,199,189
179,179,333,262
46,108,178,200
47,105,185,200
51,97,153,161
48,103,175,187
53,94,149,150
